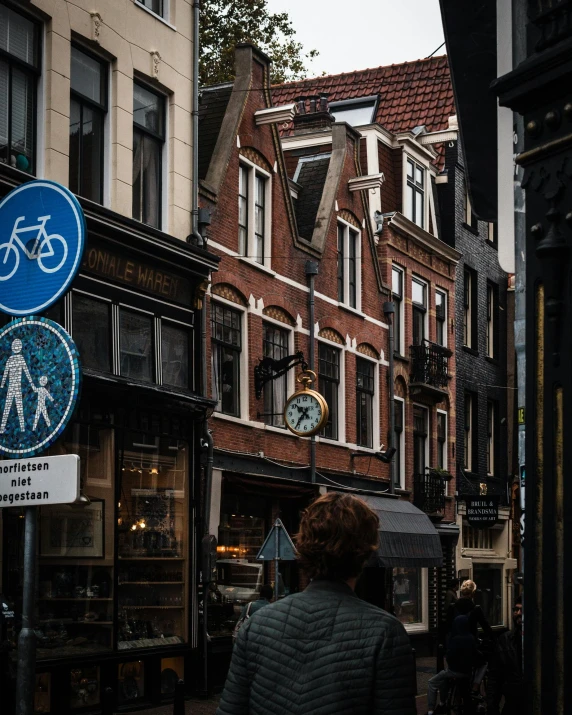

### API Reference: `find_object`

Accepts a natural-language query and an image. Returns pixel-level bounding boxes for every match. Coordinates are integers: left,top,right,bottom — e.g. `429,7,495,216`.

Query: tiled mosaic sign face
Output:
0,318,81,458
0,180,85,316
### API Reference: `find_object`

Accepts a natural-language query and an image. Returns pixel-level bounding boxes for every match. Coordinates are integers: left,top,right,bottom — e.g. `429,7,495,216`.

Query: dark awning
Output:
359,495,444,568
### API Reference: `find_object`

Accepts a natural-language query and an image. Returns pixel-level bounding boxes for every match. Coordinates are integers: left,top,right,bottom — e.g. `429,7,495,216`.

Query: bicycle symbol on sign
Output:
0,215,68,282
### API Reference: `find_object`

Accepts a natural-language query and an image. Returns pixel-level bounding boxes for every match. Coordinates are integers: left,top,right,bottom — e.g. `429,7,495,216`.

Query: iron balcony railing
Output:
413,469,448,517
409,340,452,389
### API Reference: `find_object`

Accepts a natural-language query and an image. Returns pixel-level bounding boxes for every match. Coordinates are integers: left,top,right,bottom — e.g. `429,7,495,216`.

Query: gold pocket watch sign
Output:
283,370,329,437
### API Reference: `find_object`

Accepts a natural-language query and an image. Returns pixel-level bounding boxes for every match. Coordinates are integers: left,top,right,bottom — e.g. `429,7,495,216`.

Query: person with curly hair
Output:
217,492,416,715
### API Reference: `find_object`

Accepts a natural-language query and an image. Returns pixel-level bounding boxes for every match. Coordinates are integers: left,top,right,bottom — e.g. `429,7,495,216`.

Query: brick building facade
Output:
198,48,470,683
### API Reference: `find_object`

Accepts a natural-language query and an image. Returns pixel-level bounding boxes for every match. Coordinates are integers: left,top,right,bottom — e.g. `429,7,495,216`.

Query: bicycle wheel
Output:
38,233,68,273
0,242,19,281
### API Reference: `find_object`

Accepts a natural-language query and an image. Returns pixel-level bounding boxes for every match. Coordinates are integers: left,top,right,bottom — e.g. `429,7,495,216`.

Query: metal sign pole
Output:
15,506,38,715
274,520,279,598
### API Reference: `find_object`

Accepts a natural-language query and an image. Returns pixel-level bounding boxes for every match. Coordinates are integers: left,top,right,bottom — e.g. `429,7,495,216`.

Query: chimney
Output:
293,94,334,135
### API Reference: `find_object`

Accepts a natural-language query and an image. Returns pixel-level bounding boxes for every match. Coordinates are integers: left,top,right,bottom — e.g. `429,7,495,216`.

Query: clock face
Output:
284,391,326,436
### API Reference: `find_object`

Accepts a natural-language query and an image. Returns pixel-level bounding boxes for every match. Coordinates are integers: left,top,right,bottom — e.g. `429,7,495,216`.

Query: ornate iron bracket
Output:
254,351,308,399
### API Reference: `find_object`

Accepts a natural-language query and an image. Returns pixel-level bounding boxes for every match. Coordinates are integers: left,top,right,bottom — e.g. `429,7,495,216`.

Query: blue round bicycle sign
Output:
0,318,81,458
0,180,85,316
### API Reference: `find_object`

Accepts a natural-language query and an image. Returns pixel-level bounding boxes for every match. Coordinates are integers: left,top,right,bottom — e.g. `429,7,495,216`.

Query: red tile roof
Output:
273,55,455,136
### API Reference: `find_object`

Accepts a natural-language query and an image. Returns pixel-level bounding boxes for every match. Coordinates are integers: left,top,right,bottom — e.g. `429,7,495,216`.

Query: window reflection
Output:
161,323,189,389
393,567,423,625
120,309,153,382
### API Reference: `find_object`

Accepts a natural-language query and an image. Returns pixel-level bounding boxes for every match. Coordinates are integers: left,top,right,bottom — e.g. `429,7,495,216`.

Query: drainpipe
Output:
305,261,319,484
383,302,395,495
190,0,214,694
190,0,203,247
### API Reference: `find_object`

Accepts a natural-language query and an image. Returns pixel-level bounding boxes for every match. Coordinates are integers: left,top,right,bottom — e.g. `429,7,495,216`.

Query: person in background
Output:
427,614,477,715
217,492,416,715
444,578,460,613
486,598,523,715
241,584,273,618
447,579,494,697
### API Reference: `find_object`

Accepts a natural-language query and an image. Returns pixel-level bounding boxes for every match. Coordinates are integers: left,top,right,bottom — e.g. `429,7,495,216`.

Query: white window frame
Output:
211,297,249,421
394,395,405,490
487,401,495,476
135,0,171,24
238,157,272,270
132,79,168,232
413,403,430,471
412,276,429,346
437,409,448,495
435,288,447,348
402,568,429,634
486,283,495,358
261,316,295,432
404,155,426,229
316,337,345,445
464,393,473,472
392,265,405,355
336,219,362,311
463,269,473,348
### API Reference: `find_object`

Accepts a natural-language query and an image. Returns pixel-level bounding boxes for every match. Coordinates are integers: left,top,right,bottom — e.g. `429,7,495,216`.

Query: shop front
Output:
205,471,447,686
456,503,518,630
206,468,316,687
0,212,218,713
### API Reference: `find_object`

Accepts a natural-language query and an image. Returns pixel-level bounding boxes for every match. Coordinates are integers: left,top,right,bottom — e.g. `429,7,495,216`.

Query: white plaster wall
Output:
30,0,194,239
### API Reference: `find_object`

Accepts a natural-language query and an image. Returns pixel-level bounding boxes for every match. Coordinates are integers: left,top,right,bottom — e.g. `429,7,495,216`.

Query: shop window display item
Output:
117,661,145,703
69,666,100,710
117,437,188,649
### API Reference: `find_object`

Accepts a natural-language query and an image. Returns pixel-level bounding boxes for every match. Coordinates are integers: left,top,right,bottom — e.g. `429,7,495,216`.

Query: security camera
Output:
373,211,384,235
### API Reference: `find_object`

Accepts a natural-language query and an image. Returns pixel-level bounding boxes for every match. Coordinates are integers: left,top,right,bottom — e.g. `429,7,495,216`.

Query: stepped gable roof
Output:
294,155,331,241
272,55,455,136
198,82,233,180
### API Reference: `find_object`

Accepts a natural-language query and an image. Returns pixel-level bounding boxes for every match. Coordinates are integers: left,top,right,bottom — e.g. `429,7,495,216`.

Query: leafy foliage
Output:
199,0,319,86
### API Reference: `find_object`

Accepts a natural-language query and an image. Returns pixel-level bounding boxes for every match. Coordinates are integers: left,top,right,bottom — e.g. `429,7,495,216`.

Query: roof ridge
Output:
273,54,449,89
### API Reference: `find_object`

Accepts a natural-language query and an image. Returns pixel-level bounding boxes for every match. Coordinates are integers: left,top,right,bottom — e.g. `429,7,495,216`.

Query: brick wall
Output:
202,56,392,486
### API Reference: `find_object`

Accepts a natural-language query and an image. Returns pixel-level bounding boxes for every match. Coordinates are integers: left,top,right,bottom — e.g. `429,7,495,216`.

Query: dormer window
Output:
330,96,377,127
337,221,361,310
238,157,271,266
405,158,425,228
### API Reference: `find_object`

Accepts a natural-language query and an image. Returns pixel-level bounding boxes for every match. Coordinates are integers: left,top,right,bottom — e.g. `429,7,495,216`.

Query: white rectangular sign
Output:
0,454,80,507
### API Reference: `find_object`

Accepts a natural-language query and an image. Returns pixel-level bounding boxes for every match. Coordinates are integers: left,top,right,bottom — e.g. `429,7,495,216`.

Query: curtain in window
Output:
11,68,33,164
133,130,161,228
0,6,36,65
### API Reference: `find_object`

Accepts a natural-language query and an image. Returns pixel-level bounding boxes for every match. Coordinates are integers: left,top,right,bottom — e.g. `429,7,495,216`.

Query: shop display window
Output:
393,567,423,626
36,424,115,659
69,665,100,710
117,660,145,703
117,436,188,649
212,493,267,637
211,490,303,637
473,563,503,626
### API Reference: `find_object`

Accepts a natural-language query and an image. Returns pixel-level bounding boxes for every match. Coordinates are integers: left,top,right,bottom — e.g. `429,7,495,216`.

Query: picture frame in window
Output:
40,499,104,558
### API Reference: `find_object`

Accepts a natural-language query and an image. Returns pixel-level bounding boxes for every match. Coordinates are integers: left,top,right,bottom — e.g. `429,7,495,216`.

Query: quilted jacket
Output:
216,579,416,715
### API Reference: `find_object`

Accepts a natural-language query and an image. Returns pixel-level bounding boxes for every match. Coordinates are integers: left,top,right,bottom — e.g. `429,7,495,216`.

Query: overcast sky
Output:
265,0,445,77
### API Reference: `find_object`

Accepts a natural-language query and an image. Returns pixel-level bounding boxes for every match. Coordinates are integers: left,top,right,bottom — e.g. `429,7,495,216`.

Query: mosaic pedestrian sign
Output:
0,180,86,316
0,318,81,458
